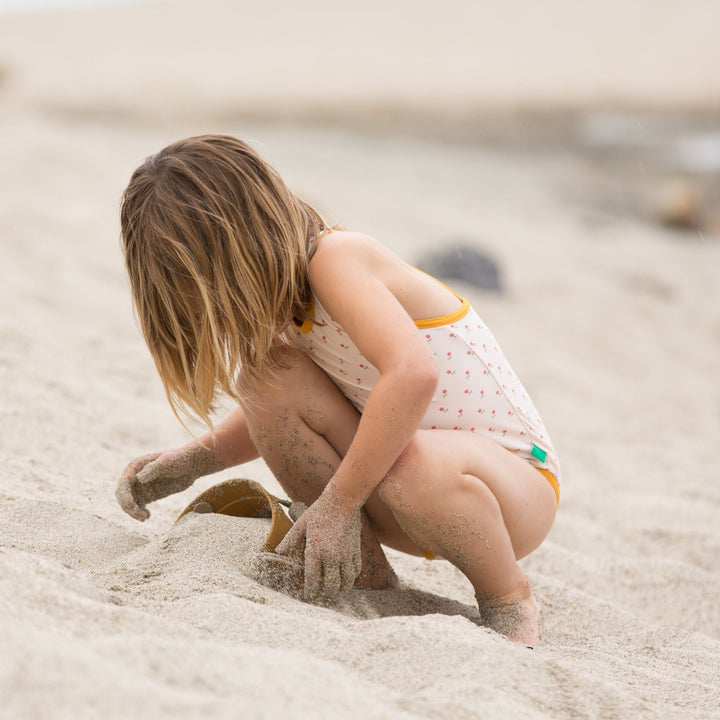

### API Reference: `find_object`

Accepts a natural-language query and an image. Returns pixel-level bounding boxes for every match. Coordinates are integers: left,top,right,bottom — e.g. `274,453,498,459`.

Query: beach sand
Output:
1,2,719,718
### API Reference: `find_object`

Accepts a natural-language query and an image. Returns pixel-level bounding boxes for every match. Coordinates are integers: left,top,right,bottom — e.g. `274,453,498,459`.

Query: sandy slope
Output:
1,2,719,718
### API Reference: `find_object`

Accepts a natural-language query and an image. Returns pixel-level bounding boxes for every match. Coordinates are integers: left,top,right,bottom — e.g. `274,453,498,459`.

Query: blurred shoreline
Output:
1,0,717,217
2,0,719,120
0,0,139,14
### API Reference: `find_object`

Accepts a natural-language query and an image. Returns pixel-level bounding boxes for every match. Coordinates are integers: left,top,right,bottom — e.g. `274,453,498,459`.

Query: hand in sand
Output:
275,483,362,602
116,444,224,521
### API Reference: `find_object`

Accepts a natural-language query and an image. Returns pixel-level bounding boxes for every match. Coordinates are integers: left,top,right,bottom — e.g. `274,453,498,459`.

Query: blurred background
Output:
1,0,719,232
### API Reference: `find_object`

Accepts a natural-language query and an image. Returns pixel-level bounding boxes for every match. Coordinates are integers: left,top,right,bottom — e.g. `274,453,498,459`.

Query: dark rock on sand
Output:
417,243,502,292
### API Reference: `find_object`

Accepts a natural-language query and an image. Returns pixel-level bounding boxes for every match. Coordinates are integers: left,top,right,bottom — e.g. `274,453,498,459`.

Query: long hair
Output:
120,134,330,426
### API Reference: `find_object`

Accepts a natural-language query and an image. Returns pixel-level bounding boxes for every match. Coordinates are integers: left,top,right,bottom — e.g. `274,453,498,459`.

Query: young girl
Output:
116,134,560,644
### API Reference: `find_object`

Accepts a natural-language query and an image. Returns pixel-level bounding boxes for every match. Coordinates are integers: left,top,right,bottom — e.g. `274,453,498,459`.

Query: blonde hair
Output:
120,134,331,426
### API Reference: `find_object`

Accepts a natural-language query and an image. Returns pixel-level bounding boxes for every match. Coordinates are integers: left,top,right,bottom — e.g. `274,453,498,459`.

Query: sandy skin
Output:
238,347,556,644
477,589,542,645
116,444,226,521
116,352,553,644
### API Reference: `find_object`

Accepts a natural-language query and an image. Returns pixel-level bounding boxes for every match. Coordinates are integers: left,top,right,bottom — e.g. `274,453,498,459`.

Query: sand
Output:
1,1,720,718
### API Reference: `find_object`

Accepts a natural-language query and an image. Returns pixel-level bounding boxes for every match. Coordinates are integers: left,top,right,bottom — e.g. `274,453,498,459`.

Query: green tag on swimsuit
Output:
530,444,547,463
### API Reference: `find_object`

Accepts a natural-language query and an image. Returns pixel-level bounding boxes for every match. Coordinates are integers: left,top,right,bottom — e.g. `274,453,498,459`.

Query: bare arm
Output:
306,235,438,507
275,235,439,598
116,405,260,520
195,404,260,468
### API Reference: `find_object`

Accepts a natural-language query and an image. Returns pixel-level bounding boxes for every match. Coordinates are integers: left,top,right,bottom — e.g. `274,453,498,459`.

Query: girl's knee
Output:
239,347,360,453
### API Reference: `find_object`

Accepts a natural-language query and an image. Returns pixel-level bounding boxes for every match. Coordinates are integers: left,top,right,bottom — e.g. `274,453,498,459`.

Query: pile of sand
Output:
1,2,719,718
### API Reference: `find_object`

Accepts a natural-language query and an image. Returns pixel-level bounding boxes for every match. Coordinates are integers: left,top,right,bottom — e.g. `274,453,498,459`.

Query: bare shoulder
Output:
310,231,462,321
313,230,391,265
310,231,403,287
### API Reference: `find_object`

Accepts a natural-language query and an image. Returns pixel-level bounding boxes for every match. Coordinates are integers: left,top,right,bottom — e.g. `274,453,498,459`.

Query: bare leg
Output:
377,430,558,643
238,349,400,590
238,349,558,642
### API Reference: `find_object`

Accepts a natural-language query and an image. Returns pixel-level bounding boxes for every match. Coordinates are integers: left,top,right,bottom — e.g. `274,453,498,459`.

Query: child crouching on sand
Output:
116,135,560,644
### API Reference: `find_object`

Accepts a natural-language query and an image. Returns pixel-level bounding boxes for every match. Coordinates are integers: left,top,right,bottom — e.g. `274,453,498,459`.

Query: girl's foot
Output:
353,552,402,590
476,587,542,645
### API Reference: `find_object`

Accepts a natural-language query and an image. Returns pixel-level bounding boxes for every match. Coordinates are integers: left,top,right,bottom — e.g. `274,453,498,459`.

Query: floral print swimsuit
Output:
291,277,561,500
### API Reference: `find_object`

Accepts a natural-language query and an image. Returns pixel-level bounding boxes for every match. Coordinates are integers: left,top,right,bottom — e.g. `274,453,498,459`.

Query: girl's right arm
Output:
116,406,260,521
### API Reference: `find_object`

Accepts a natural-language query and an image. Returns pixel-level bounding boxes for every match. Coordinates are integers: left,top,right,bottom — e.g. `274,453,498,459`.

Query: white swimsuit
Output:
291,282,561,491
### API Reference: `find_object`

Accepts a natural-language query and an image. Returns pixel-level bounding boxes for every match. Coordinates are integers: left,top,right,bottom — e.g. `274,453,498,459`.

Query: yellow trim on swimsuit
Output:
294,297,315,334
295,269,469,333
414,297,470,329
412,268,470,329
537,468,560,505
294,287,470,332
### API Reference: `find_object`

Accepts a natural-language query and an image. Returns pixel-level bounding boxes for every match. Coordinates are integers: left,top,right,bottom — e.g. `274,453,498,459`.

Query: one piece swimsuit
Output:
291,274,561,501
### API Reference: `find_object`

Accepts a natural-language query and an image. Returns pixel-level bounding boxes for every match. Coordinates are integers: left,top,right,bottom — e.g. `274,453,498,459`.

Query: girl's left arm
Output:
311,236,439,504
275,237,439,597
